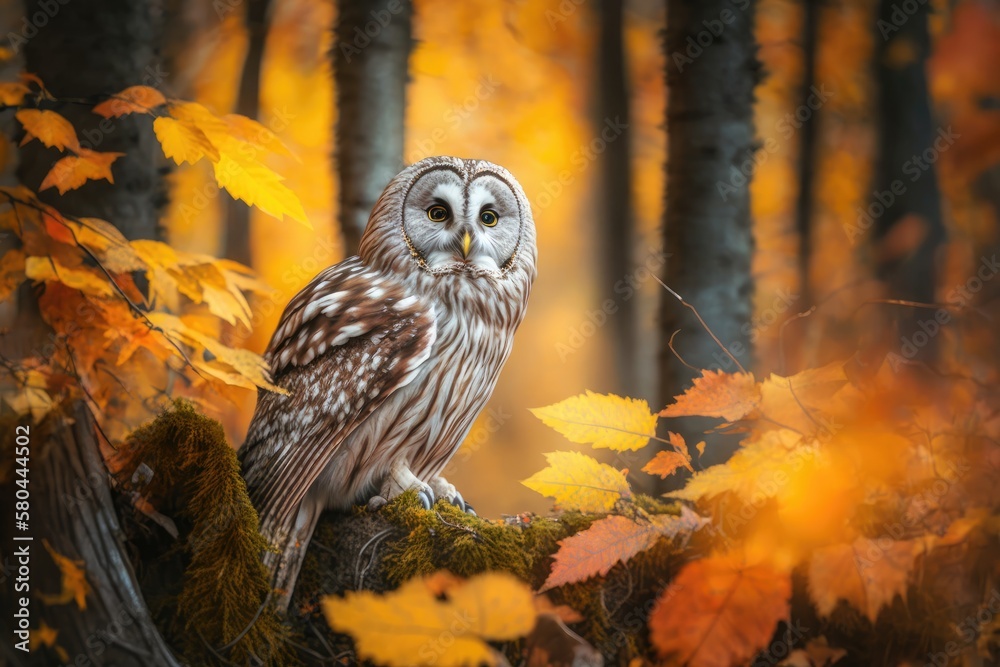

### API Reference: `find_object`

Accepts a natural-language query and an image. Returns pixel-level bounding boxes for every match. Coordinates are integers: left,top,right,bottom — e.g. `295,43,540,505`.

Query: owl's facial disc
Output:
402,169,521,277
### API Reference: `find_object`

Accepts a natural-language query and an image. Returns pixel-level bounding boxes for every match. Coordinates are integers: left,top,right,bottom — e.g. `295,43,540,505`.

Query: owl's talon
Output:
367,495,388,511
464,503,476,516
449,491,465,509
417,489,434,510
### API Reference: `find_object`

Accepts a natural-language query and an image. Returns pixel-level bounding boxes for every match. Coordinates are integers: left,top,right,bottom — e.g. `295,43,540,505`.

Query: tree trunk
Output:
795,0,819,312
224,0,272,266
596,0,636,393
333,0,412,254
873,0,946,357
0,2,178,664
0,404,182,667
659,0,759,468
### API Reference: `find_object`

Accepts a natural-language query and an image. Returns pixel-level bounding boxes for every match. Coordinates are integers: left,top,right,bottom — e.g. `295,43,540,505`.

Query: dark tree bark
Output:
333,0,412,254
873,0,946,355
596,0,636,392
0,405,182,667
225,0,272,266
658,0,759,468
795,0,819,312
0,2,179,664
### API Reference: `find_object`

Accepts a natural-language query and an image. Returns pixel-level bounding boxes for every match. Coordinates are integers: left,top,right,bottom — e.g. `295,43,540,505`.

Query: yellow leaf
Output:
223,113,295,158
672,430,808,503
661,370,760,421
147,312,285,393
16,109,80,152
40,149,124,194
530,391,658,452
323,572,536,667
3,370,53,420
92,85,166,118
0,248,26,301
39,540,91,610
808,537,923,621
66,218,146,273
213,153,309,225
0,81,30,106
25,256,114,297
153,116,219,166
522,451,631,512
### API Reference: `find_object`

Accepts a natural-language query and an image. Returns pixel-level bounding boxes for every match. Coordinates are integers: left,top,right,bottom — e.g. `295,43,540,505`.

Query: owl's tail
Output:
257,496,322,612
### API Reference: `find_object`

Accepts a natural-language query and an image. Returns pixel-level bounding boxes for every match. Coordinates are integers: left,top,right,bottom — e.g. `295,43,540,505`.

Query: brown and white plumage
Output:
239,156,536,606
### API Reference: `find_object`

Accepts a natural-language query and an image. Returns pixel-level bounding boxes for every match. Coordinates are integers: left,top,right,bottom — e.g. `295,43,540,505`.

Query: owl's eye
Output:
479,209,499,227
427,205,449,222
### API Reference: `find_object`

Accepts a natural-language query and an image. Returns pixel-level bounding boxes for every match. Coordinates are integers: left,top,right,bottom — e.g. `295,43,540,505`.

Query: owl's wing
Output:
241,257,437,530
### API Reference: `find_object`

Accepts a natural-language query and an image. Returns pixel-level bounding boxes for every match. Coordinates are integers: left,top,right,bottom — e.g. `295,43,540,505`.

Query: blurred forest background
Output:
0,0,997,524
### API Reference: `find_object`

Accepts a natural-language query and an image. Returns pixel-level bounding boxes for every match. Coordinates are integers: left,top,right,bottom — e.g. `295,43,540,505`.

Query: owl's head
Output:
359,156,536,281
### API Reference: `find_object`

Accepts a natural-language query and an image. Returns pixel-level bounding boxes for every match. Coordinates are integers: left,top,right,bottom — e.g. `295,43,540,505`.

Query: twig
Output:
652,274,747,374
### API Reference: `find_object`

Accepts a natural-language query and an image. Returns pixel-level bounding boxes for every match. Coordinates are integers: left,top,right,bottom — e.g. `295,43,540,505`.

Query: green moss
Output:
116,400,290,666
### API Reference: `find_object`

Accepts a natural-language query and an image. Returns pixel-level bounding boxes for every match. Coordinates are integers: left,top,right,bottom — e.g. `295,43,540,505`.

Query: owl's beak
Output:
461,230,472,259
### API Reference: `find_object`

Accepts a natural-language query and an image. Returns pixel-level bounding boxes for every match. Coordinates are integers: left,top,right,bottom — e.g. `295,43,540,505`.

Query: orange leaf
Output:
649,553,790,667
92,85,166,118
40,149,124,194
541,509,706,591
808,538,923,622
38,540,91,610
643,450,693,478
42,208,75,245
0,248,26,301
661,370,759,421
15,109,80,152
0,81,29,106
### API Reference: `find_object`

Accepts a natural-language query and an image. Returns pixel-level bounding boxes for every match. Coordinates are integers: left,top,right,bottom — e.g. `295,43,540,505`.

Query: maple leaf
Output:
661,370,760,421
92,85,166,118
323,572,536,667
25,256,114,298
41,207,76,245
530,391,658,451
40,149,124,194
643,432,694,477
672,429,807,503
0,248,26,301
649,553,790,667
0,81,30,106
540,507,706,591
153,116,219,165
39,540,91,610
16,109,80,152
808,537,923,621
522,451,631,512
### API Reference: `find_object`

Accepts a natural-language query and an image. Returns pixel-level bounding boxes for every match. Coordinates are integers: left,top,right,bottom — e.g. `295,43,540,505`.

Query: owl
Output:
239,156,537,607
